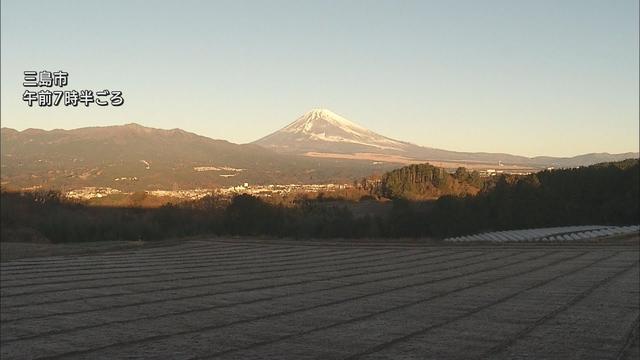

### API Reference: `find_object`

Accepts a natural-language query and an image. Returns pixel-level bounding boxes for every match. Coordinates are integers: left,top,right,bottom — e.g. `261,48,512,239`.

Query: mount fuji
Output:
254,109,413,155
254,109,638,168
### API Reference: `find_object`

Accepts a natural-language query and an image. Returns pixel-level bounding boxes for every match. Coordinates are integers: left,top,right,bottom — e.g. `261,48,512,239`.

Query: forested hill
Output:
429,158,639,236
358,163,484,200
358,159,639,206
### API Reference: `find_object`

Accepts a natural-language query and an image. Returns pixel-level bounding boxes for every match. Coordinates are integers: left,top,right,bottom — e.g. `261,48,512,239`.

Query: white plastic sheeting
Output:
444,225,640,243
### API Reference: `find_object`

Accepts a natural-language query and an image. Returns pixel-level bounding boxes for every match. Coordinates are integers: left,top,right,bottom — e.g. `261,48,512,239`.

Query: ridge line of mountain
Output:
2,120,637,166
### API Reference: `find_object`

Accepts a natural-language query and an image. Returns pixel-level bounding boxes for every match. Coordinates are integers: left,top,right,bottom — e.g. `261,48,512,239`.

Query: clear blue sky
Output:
1,0,638,157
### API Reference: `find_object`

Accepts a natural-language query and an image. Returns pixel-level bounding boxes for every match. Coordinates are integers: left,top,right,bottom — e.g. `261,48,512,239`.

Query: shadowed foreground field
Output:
1,239,639,359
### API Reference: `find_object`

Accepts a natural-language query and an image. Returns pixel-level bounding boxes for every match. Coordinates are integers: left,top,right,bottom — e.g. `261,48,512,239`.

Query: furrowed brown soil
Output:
1,238,638,359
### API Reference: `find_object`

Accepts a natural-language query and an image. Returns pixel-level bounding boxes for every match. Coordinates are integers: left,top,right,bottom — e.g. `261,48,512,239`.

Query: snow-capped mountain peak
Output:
282,108,370,135
255,109,408,153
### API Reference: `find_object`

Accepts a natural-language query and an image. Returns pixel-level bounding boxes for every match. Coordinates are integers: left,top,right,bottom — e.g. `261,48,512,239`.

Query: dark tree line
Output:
428,159,639,237
1,159,637,243
0,192,375,242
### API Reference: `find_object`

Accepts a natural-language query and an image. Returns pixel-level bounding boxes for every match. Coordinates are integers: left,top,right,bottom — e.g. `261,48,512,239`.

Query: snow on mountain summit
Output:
255,109,409,153
282,109,370,135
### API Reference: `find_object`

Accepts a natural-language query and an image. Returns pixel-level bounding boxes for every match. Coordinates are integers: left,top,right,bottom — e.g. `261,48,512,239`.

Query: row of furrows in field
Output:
181,252,639,360
616,317,640,360
0,249,522,344
0,239,442,272
2,244,637,360
0,247,451,309
0,245,392,287
347,257,639,360
0,239,414,273
1,241,462,286
3,249,633,359
199,252,634,360
0,249,463,319
0,241,246,268
0,242,323,276
65,253,640,359
482,266,639,360
5,239,629,284
0,249,481,326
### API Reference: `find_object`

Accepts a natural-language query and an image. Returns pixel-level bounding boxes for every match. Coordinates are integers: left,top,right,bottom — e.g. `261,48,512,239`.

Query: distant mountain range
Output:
1,109,637,190
255,109,638,169
0,124,395,191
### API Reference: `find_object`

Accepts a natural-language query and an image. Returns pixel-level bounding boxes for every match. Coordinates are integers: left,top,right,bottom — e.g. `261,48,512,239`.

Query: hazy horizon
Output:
1,0,638,157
